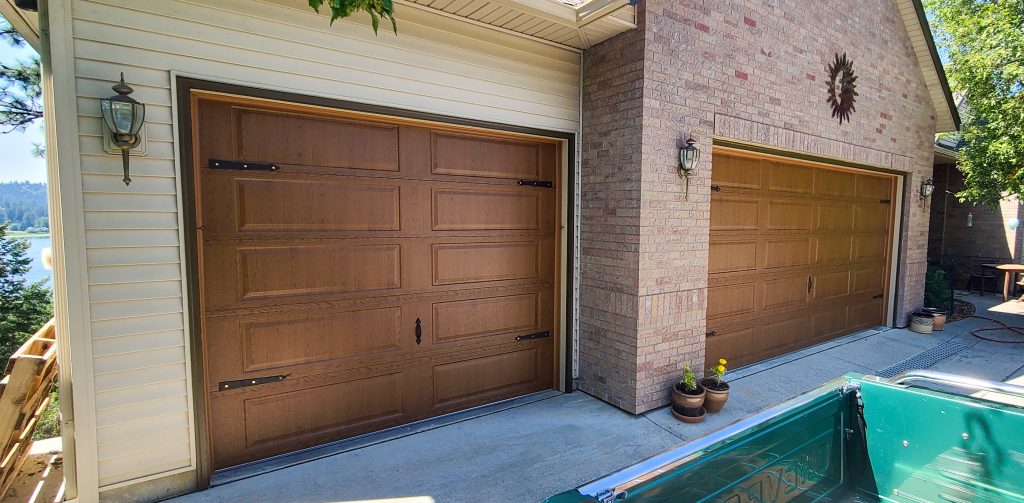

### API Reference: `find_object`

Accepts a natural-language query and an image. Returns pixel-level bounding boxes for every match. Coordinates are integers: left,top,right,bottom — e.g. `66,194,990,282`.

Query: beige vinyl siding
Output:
69,0,580,490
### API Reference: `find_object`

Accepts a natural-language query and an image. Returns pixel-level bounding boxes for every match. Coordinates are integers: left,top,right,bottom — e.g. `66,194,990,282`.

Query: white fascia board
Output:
0,0,40,51
576,0,632,28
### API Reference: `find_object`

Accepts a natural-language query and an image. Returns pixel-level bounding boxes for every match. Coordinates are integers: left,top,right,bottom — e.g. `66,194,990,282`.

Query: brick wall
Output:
577,23,646,411
580,0,940,413
928,163,1024,285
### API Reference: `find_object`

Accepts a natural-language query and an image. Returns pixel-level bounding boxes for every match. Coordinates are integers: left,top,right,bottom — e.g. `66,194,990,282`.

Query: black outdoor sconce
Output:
920,178,935,200
13,0,37,12
100,73,146,186
678,136,701,200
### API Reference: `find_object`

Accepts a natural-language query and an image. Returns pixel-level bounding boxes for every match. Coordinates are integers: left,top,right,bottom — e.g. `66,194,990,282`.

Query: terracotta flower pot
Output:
672,383,706,421
701,378,730,413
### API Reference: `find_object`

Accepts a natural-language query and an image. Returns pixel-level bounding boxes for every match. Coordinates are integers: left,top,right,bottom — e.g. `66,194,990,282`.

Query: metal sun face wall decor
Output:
826,52,858,124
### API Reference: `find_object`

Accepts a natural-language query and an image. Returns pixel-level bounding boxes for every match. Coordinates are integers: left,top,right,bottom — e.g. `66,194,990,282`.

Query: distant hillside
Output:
0,182,48,233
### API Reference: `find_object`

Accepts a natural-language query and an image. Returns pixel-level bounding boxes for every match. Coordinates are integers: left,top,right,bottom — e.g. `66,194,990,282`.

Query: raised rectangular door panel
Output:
235,108,400,171
433,293,539,344
706,283,758,320
766,200,813,230
764,238,811,269
239,307,403,373
814,169,855,197
707,149,894,370
432,188,540,231
711,197,760,231
432,241,539,285
765,161,814,194
431,131,540,179
708,240,758,274
711,155,762,189
234,178,401,232
237,244,402,300
705,326,756,372
432,348,541,408
195,94,557,470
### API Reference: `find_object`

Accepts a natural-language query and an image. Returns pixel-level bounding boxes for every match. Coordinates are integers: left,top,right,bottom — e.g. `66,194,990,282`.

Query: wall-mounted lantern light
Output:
100,73,146,186
920,178,935,200
678,136,701,200
13,0,38,12
967,212,973,228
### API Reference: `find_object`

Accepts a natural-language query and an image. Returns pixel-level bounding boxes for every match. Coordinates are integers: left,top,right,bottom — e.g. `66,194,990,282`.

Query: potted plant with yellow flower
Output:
671,365,706,423
701,358,730,413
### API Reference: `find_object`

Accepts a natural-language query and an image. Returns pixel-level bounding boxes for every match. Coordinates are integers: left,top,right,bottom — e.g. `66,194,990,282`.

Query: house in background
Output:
0,0,958,502
928,125,1024,291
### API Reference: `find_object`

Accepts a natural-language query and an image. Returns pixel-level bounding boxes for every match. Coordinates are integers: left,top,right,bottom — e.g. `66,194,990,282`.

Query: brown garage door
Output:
706,149,895,369
191,93,560,469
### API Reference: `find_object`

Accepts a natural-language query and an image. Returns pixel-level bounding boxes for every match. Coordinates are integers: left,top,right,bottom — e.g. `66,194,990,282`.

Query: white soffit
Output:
0,0,40,51
895,0,961,133
401,0,636,49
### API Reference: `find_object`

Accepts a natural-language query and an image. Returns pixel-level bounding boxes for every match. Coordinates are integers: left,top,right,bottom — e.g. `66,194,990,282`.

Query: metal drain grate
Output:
876,342,971,378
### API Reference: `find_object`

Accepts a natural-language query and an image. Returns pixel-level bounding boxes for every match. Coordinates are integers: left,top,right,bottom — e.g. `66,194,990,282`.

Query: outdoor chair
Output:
968,257,1001,296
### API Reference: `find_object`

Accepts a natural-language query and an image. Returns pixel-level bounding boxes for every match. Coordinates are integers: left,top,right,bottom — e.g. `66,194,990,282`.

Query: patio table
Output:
981,263,1024,302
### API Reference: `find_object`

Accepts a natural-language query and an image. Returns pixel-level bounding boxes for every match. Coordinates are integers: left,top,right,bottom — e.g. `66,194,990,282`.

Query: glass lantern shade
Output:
680,137,700,173
920,178,935,199
100,97,145,137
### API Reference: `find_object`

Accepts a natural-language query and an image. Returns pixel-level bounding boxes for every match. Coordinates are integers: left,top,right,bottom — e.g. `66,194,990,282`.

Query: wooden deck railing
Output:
0,319,58,494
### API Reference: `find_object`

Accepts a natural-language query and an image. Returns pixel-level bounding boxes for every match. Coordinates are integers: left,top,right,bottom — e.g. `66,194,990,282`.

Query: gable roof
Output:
896,0,961,132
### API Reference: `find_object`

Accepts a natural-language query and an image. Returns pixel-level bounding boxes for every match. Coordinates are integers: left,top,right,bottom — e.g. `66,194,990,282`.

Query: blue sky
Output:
0,30,47,184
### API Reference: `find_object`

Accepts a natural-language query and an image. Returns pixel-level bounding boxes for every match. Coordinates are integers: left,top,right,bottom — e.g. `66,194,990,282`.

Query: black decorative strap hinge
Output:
516,330,550,341
873,293,884,300
209,159,279,171
880,199,891,204
517,180,553,188
219,374,288,391
711,185,722,192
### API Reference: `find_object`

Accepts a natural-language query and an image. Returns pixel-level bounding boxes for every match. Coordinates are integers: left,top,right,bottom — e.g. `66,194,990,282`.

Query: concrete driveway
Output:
171,293,1024,503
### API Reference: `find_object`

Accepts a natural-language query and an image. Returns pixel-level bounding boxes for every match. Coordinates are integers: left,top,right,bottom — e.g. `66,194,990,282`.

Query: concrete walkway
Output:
171,293,1024,503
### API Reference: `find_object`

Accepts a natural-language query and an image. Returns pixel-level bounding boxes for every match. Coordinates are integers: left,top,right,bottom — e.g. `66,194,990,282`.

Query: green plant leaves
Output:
926,0,1023,207
309,0,397,34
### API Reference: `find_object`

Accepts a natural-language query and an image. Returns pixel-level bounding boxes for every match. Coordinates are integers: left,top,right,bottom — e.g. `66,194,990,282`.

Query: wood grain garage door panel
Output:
431,131,540,179
766,162,814,194
195,95,558,469
237,244,402,300
709,241,758,274
432,188,540,231
707,150,894,368
814,170,855,197
765,239,810,269
234,178,401,232
236,108,400,171
767,200,813,230
239,308,403,372
711,197,759,231
433,294,538,343
243,373,404,448
433,241,539,285
433,348,539,408
712,154,763,189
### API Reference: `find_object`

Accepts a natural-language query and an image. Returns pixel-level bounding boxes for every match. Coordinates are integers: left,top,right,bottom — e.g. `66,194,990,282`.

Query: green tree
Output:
0,224,52,359
0,17,42,133
926,0,1024,207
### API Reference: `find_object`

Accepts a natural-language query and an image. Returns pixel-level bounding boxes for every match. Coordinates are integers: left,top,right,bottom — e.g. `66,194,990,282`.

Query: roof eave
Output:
909,0,961,133
0,0,40,52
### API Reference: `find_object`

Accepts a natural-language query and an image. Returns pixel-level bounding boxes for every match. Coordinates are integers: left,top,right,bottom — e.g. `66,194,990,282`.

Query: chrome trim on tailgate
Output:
577,377,852,500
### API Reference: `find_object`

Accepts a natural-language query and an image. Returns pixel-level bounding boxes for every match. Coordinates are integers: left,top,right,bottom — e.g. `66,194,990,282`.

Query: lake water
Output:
24,236,52,285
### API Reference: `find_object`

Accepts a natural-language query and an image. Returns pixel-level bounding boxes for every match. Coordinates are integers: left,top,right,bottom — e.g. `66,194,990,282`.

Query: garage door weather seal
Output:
210,389,562,486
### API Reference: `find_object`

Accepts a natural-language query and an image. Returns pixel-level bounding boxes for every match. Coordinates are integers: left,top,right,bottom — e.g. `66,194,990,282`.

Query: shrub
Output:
924,266,951,309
